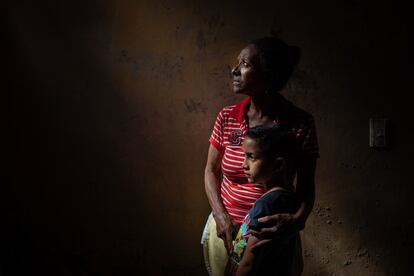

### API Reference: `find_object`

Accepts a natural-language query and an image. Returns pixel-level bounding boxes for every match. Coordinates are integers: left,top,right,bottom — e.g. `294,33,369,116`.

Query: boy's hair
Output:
245,125,298,165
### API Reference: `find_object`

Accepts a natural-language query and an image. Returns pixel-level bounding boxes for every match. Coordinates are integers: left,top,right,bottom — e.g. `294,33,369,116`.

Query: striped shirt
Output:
209,96,319,223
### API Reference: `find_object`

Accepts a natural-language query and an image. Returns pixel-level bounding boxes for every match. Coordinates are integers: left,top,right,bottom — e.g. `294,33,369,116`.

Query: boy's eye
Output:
244,153,255,160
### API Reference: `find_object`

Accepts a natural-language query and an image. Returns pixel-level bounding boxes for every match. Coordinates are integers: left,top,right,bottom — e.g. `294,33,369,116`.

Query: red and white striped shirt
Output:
209,96,319,223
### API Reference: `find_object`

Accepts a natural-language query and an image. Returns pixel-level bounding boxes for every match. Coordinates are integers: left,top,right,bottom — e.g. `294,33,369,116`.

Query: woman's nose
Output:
231,64,240,76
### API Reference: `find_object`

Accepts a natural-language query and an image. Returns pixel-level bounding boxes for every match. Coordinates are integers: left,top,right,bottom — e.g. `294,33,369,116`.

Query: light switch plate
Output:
369,118,389,148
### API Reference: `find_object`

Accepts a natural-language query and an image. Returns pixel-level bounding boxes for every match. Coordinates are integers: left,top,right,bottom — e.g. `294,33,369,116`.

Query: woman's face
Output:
231,44,267,96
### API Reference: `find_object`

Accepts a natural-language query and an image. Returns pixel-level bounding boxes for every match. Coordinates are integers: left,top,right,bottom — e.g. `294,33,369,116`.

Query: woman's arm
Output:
205,144,238,254
292,157,316,228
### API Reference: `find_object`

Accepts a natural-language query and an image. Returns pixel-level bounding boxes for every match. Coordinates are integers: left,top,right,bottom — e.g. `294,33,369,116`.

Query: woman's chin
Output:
233,87,247,95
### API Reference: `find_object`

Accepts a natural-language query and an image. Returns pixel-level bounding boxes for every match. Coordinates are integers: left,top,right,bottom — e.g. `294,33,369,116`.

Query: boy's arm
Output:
235,235,263,276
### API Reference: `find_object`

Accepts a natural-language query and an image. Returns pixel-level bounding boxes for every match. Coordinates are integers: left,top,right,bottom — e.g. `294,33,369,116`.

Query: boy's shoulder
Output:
248,190,297,229
260,189,293,200
255,189,296,210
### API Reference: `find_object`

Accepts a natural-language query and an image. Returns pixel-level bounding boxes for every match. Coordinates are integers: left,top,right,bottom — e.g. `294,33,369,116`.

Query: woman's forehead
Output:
238,44,258,60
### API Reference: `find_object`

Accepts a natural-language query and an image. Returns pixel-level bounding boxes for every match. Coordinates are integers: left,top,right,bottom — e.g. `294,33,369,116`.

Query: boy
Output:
226,125,300,276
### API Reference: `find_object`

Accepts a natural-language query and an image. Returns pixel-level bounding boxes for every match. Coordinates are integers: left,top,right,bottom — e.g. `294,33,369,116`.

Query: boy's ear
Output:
273,157,287,173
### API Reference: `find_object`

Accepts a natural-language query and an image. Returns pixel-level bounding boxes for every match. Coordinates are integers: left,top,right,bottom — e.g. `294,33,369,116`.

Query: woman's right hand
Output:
205,145,237,254
214,212,238,255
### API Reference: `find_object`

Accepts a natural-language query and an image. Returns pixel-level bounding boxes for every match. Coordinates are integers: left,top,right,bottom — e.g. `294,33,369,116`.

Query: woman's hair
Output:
249,37,301,91
245,124,298,165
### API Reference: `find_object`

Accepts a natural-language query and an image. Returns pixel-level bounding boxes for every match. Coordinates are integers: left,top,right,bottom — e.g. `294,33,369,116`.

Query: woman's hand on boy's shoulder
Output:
247,213,297,251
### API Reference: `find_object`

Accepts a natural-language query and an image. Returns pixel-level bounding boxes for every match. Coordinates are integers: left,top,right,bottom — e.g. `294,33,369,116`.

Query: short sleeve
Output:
209,109,225,153
300,117,320,158
247,200,272,230
247,192,297,230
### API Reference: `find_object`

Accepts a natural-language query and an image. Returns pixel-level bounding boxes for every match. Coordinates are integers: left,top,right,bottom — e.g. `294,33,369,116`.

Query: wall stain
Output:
196,30,206,49
196,14,224,50
118,49,141,77
184,98,207,113
152,55,185,82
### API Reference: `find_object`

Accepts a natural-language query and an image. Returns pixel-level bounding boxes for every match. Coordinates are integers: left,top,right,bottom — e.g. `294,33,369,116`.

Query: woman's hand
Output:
215,213,239,255
248,213,298,250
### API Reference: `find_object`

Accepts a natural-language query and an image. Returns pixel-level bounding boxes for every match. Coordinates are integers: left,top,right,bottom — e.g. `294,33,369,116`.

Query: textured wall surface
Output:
3,0,414,275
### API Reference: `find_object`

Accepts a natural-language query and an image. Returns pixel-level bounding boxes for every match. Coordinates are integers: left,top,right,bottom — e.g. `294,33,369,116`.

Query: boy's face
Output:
242,137,277,184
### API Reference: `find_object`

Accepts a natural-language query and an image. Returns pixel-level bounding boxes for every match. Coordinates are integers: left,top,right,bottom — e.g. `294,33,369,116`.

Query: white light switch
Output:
369,118,389,148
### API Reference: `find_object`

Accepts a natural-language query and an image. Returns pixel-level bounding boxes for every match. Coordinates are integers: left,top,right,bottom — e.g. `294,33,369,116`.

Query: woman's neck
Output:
247,93,284,125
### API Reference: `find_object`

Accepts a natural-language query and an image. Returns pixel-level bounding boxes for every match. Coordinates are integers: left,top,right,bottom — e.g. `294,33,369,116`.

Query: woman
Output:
202,37,319,275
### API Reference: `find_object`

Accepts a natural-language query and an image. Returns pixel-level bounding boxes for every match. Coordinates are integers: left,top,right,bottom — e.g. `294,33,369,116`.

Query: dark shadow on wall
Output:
3,2,155,275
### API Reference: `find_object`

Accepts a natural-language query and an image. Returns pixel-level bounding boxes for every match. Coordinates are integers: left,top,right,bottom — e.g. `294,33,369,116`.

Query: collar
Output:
229,94,291,122
229,96,251,122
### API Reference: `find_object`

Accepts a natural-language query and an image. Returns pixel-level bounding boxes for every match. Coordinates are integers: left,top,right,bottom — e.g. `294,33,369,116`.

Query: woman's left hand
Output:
247,213,298,250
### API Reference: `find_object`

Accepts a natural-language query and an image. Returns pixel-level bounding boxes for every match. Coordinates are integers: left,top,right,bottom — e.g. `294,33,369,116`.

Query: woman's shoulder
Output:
215,105,237,122
216,97,250,119
281,97,314,121
276,96,316,130
220,104,238,113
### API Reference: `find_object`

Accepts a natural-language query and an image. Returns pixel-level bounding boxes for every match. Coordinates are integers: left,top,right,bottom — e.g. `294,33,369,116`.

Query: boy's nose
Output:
242,159,248,170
